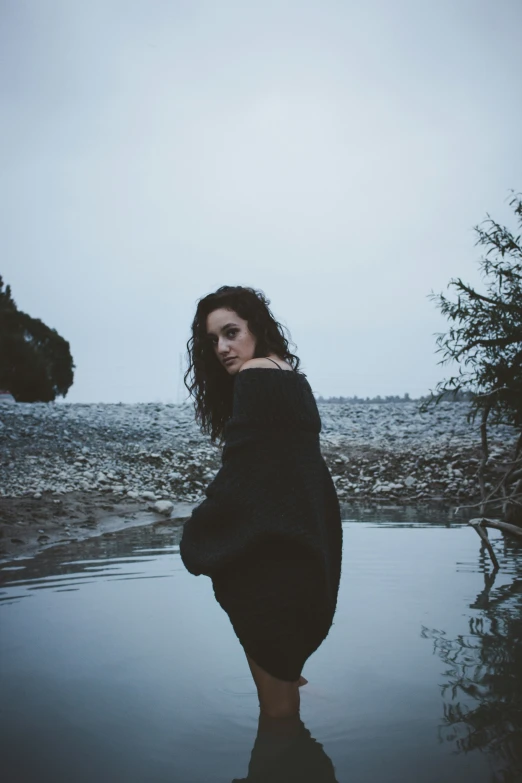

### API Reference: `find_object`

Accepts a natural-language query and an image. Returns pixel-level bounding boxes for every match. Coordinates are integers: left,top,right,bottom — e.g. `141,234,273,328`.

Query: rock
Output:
0,399,518,509
154,500,174,515
170,502,197,520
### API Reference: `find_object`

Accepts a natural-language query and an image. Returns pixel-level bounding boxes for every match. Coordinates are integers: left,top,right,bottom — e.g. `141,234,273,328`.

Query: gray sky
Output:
1,0,521,403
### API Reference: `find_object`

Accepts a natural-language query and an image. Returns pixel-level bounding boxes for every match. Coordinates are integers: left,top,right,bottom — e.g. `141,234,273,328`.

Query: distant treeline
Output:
316,390,475,404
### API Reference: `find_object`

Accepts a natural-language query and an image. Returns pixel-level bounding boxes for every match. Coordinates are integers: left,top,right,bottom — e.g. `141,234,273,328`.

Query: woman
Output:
180,285,342,719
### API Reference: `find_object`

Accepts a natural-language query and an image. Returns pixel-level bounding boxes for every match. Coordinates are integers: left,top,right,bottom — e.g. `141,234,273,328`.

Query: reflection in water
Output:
339,500,479,527
233,713,338,783
422,540,522,783
0,522,184,603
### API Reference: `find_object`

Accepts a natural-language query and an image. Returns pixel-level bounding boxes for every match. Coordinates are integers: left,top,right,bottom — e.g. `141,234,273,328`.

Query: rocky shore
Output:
0,399,517,561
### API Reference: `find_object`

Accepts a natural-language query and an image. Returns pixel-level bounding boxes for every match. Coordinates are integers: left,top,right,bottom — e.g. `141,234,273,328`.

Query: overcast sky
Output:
1,0,521,403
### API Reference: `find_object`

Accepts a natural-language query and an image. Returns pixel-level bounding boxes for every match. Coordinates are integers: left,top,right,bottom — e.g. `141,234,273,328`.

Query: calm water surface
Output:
1,506,521,783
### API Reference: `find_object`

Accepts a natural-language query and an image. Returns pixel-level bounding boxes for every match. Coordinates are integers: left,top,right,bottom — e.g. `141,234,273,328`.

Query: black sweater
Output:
179,368,343,611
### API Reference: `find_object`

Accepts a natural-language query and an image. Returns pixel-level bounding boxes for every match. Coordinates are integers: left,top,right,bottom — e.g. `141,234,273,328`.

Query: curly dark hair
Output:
184,285,301,443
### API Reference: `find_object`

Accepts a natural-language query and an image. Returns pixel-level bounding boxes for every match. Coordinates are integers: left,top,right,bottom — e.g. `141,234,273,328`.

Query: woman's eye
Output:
208,329,237,346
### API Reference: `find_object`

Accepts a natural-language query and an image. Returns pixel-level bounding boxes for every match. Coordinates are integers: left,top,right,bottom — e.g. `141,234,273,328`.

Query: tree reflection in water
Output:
422,541,522,783
232,712,339,783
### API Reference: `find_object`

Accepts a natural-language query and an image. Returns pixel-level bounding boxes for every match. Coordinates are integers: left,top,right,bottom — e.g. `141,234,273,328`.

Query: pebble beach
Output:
0,399,517,561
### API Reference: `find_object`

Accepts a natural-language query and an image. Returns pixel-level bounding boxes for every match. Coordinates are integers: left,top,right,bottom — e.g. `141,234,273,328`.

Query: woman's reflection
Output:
233,712,339,783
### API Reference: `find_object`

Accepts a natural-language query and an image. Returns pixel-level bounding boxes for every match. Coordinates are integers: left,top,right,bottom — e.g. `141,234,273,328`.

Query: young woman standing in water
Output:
179,285,343,719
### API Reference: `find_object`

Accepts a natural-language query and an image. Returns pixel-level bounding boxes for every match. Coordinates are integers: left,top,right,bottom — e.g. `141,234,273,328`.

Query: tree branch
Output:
454,336,521,359
478,402,492,505
455,492,522,513
452,281,522,314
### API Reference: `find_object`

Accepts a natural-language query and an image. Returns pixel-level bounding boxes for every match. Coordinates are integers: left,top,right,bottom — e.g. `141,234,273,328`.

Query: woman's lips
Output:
224,357,237,365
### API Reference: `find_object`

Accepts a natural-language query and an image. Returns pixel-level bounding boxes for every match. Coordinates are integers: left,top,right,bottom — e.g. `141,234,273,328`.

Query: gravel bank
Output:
1,400,517,561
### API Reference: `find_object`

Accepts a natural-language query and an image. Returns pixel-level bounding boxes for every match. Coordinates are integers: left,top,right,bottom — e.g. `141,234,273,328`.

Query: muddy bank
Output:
0,490,195,562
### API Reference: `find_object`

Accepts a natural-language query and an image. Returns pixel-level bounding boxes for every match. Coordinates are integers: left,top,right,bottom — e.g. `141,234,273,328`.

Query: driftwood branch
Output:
468,519,499,570
473,517,522,538
468,517,522,570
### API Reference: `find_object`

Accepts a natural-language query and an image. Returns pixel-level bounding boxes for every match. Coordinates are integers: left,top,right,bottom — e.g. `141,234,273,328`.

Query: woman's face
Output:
206,308,257,375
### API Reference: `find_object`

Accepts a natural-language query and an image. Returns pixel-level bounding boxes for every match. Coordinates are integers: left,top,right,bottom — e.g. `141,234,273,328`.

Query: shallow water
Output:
1,506,521,783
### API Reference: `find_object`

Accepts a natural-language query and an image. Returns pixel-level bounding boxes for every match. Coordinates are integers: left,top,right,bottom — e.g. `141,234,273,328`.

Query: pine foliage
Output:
0,277,74,402
426,192,522,527
426,192,522,429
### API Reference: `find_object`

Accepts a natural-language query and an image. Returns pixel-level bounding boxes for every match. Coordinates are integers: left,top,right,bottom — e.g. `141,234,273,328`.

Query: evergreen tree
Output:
426,192,522,526
0,276,74,402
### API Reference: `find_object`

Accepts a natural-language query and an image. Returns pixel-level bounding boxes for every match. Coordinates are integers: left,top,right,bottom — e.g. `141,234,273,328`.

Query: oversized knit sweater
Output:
179,368,343,615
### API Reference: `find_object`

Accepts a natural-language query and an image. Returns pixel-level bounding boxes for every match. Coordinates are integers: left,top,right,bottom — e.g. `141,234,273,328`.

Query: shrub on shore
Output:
0,276,74,402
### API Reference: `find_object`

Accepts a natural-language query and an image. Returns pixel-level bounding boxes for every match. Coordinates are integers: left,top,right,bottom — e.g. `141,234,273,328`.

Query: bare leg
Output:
246,653,301,718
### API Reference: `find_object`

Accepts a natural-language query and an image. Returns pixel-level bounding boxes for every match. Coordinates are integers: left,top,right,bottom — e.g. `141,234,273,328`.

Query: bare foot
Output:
298,676,308,687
